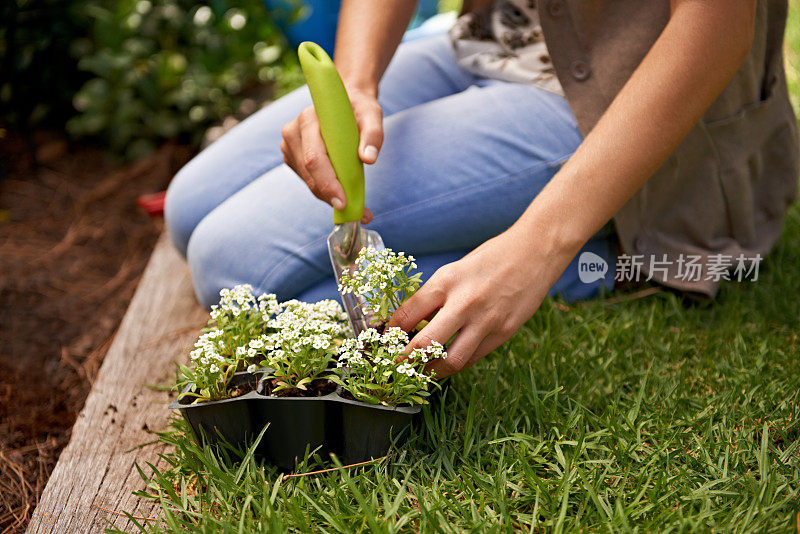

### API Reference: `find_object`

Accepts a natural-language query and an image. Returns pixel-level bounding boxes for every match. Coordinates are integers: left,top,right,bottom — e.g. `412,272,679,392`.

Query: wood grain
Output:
26,234,206,533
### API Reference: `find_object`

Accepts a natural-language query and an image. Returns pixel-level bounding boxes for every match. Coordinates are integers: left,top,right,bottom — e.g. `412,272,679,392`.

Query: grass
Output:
114,9,800,533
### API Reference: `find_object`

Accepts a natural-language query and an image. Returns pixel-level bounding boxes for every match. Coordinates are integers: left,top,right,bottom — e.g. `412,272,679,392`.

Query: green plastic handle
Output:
298,42,364,224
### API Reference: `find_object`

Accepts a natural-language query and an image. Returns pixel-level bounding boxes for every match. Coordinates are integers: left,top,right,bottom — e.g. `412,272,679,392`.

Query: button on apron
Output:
570,60,590,81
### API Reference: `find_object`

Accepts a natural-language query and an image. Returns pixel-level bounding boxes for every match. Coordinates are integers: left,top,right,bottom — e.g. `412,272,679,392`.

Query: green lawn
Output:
121,10,800,533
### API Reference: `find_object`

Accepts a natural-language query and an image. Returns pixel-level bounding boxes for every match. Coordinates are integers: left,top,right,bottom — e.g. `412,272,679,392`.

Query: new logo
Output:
578,252,608,284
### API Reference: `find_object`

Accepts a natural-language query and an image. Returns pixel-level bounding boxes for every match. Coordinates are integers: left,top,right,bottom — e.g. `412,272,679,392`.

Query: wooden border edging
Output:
26,235,206,533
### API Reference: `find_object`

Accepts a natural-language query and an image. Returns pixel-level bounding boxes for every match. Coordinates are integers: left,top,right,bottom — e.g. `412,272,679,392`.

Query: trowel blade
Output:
327,221,385,337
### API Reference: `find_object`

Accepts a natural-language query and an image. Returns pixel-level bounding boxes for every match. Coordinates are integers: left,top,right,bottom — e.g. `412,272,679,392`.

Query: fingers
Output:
282,116,320,198
297,108,346,209
281,107,346,208
426,326,487,378
283,97,383,215
361,207,373,225
354,99,383,164
404,305,463,356
387,281,446,332
280,124,302,176
470,334,508,365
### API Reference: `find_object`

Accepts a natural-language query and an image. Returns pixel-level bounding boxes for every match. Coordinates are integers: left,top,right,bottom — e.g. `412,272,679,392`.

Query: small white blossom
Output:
334,318,445,406
358,328,381,344
337,248,422,322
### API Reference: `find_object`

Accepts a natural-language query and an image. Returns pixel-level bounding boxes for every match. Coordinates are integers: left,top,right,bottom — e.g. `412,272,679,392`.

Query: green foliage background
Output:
67,0,301,159
1,0,301,159
1,0,87,132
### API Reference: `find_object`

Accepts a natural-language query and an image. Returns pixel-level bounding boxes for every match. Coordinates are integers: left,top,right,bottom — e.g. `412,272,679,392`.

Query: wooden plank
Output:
27,234,207,533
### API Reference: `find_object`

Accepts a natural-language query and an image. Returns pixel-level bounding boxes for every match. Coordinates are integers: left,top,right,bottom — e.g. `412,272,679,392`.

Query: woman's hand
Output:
281,87,383,223
387,225,576,378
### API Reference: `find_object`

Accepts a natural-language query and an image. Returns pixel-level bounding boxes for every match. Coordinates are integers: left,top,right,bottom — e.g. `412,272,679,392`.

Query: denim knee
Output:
186,207,316,309
164,162,202,258
185,212,238,309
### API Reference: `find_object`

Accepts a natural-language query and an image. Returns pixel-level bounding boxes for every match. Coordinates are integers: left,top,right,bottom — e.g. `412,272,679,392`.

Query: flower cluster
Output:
209,284,282,340
178,256,443,406
178,285,349,402
331,327,447,406
177,328,238,402
337,248,422,321
256,299,351,391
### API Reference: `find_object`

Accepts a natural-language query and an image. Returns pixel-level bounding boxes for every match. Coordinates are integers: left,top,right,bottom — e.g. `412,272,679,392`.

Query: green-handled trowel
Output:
298,41,385,337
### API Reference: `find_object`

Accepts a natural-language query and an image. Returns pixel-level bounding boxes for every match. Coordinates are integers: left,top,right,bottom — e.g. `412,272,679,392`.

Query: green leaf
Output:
353,391,381,405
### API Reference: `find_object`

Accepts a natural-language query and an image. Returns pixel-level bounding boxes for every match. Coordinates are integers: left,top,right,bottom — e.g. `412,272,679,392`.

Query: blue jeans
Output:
165,35,616,308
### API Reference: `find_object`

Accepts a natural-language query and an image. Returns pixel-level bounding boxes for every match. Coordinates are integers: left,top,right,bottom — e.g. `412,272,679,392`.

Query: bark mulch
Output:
0,132,191,533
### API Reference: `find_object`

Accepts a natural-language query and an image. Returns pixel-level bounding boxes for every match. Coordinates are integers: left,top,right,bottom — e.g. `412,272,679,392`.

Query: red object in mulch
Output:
136,191,167,218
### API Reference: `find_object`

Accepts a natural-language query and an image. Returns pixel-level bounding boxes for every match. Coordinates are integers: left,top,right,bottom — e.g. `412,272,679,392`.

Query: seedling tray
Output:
169,372,420,469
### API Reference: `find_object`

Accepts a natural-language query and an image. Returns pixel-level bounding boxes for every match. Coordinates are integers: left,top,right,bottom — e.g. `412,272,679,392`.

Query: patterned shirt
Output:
449,0,564,96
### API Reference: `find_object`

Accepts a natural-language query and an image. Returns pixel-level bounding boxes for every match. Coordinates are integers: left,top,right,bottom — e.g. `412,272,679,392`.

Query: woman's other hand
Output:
387,225,576,378
281,88,382,224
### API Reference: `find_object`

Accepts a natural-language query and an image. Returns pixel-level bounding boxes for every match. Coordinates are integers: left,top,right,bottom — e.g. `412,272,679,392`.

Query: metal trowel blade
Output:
327,221,385,337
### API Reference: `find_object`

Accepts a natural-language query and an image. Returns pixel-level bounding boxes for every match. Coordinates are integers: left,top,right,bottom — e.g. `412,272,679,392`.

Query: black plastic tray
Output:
169,372,420,468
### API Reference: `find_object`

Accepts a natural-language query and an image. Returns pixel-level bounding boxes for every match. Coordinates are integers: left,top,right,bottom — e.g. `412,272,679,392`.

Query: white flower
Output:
312,335,331,350
187,284,353,399
381,327,409,346
247,364,258,373
337,248,421,321
397,362,416,377
358,328,381,344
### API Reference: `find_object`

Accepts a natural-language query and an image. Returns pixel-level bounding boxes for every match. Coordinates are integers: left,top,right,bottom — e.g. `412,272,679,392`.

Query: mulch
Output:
0,132,192,533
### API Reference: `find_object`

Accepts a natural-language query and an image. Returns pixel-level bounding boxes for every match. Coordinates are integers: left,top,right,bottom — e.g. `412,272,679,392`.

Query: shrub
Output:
66,0,302,159
0,0,88,131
